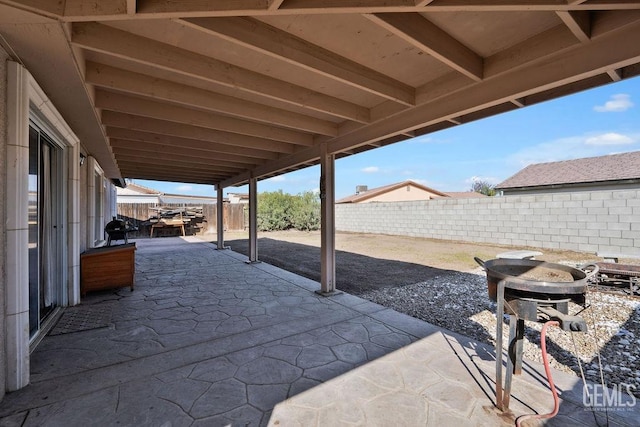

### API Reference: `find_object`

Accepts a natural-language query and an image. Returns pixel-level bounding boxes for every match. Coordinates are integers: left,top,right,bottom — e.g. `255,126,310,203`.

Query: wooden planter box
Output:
81,243,136,295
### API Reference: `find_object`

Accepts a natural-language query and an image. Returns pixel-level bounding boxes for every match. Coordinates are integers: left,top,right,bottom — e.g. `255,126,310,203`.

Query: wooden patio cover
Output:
1,1,640,188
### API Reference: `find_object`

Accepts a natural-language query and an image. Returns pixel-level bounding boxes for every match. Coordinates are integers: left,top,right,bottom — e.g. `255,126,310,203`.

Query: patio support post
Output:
317,143,339,296
215,185,228,250
247,176,260,263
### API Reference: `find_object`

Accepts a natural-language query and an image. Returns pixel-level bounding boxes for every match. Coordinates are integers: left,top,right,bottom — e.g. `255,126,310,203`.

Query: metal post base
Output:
315,290,343,297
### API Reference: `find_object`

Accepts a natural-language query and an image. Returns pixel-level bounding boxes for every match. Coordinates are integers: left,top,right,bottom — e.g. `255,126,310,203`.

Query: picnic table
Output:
150,218,186,237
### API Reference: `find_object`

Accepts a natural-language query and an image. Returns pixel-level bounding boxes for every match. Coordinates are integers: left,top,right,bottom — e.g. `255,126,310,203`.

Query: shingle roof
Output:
336,180,449,204
496,151,640,190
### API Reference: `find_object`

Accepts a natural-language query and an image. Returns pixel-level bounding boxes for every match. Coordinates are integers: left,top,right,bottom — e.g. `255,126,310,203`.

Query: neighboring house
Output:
496,151,640,195
227,193,250,204
117,183,217,205
336,181,449,204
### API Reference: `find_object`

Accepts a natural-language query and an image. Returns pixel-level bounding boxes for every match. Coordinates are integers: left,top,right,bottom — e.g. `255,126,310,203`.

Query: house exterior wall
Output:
500,181,640,196
336,189,640,257
357,186,442,203
0,60,117,398
0,45,10,401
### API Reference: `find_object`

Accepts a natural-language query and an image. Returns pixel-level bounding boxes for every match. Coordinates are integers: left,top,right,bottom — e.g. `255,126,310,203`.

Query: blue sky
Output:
132,76,640,200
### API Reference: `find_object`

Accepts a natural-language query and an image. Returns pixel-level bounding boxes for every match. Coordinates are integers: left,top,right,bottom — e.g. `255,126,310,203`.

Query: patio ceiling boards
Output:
3,1,640,187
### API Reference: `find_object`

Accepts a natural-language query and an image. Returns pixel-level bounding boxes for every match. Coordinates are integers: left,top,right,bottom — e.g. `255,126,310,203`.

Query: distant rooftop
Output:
337,180,449,204
496,151,640,190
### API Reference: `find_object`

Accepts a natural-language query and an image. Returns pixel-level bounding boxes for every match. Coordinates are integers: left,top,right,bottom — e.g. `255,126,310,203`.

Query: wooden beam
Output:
86,62,336,137
511,98,525,107
325,20,640,154
278,0,640,13
72,22,370,122
92,90,324,144
62,0,127,17
365,13,483,81
556,11,591,43
117,160,226,175
135,0,267,16
0,0,63,17
34,0,640,20
117,165,224,181
115,153,246,172
101,111,299,154
485,24,579,79
221,144,322,187
118,171,219,185
129,0,640,17
268,0,286,10
607,69,622,82
111,141,253,169
181,17,415,105
126,0,136,14
106,128,277,161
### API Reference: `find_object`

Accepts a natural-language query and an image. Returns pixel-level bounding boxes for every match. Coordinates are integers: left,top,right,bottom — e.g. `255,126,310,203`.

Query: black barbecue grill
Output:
104,217,137,246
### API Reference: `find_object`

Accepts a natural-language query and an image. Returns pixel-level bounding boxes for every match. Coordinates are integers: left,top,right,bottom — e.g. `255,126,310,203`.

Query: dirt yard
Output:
207,230,603,295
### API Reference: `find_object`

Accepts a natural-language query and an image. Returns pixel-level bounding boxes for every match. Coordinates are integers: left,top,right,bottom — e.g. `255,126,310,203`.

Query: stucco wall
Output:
359,185,443,203
336,189,640,257
79,148,88,253
0,48,10,400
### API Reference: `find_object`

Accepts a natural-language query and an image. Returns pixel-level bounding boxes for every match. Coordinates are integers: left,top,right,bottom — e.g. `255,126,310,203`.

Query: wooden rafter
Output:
556,11,591,42
87,65,336,137
181,17,415,105
365,13,483,81
105,128,278,161
102,112,299,154
2,0,639,188
72,22,370,122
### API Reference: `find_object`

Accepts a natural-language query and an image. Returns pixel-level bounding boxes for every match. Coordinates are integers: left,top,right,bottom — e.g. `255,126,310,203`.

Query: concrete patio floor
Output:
0,237,637,426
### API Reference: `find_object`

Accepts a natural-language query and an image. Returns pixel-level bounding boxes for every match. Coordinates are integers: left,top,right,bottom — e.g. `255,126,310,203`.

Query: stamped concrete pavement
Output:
0,237,637,426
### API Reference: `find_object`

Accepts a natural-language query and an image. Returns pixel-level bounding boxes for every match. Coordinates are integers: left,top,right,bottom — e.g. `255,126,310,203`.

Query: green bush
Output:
290,191,320,231
257,190,320,231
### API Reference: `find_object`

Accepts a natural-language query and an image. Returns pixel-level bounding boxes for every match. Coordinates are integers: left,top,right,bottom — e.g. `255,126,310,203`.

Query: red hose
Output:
516,320,560,427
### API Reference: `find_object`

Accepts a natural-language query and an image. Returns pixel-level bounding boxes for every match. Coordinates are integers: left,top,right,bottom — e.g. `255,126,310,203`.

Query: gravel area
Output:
358,266,640,398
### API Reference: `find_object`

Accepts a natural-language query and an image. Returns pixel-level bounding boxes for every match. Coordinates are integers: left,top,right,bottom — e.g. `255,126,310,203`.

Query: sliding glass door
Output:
28,124,63,338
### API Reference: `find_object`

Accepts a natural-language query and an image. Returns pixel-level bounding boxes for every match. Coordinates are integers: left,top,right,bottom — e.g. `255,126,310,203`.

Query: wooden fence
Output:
117,203,247,238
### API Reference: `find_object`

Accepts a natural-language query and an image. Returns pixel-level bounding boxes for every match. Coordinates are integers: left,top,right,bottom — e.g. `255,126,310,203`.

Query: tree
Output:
471,180,496,196
257,190,320,231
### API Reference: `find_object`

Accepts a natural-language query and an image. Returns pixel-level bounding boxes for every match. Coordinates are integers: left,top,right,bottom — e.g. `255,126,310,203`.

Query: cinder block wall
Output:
335,190,640,257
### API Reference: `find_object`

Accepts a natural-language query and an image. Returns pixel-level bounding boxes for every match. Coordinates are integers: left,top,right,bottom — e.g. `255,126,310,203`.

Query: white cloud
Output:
464,176,500,185
508,132,639,167
585,132,634,146
362,166,380,173
407,135,433,144
176,185,193,192
266,175,286,182
594,94,633,112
